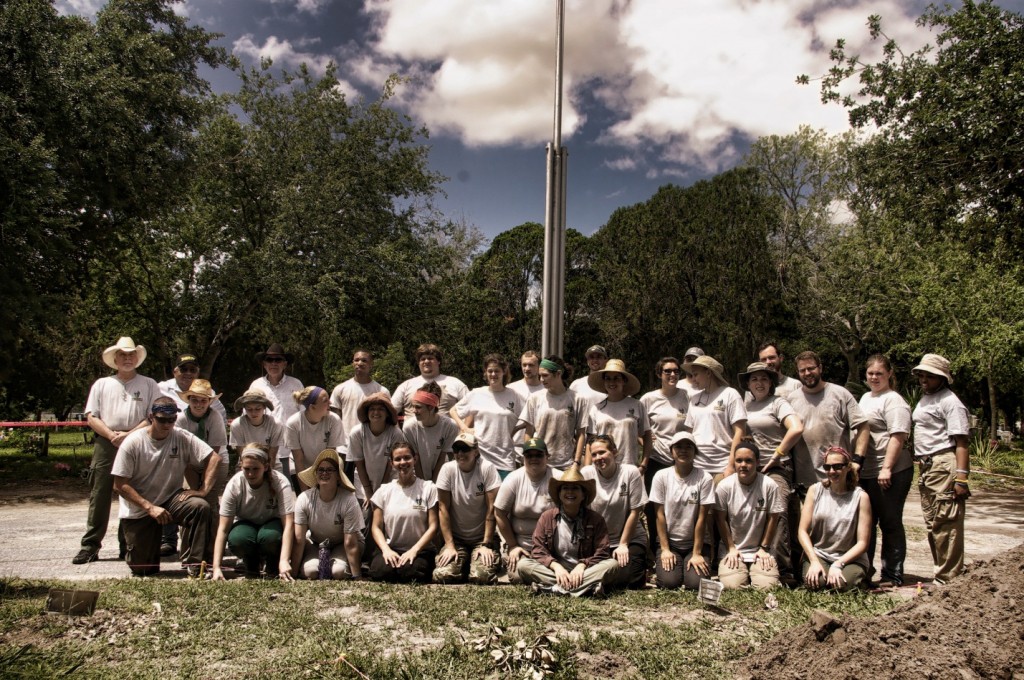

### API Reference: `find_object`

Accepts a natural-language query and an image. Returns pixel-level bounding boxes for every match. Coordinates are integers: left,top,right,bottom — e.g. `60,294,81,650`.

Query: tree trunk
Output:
987,366,998,440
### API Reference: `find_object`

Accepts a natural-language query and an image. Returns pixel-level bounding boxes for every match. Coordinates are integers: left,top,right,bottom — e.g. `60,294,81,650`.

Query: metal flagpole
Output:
541,0,568,357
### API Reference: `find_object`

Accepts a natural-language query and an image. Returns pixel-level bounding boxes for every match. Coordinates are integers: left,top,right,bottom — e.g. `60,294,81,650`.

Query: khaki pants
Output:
432,541,500,584
718,559,779,590
517,557,618,596
918,451,965,583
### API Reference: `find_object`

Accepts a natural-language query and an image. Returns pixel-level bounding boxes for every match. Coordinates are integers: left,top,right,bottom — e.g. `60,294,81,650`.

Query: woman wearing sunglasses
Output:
797,446,872,591
293,449,364,579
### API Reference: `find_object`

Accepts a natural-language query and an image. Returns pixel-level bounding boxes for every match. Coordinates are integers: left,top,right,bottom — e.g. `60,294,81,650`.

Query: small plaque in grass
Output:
45,588,99,616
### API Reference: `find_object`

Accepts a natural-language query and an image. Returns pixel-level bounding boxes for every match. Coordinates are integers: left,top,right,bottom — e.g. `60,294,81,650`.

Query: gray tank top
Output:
809,484,869,568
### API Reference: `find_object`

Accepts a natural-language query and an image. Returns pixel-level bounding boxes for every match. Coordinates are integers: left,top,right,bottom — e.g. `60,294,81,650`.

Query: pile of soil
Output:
739,545,1024,679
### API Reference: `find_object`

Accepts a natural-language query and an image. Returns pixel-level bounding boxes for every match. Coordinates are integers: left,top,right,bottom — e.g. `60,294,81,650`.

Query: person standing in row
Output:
569,345,609,406
158,353,227,422
284,386,344,486
911,353,971,584
402,384,458,483
249,344,303,476
756,341,802,399
858,354,913,586
787,351,869,492
348,394,406,506
74,337,160,565
229,390,283,471
640,356,689,542
684,355,746,479
391,343,468,420
519,356,587,471
330,349,390,445
586,359,651,469
451,354,525,478
679,347,705,398
508,351,545,402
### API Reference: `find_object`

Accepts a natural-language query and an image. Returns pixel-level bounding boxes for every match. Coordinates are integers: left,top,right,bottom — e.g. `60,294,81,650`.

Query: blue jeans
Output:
859,466,913,584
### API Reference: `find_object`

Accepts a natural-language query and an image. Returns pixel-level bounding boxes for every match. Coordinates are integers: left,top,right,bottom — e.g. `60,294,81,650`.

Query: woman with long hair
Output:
451,353,525,478
518,355,588,471
293,449,364,580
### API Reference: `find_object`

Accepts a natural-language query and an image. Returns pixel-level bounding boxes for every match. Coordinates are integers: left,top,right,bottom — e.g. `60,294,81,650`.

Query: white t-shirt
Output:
158,378,227,422
85,374,160,431
684,386,747,474
391,374,468,419
229,416,284,459
248,375,304,426
111,427,213,519
371,478,438,552
787,383,866,488
745,395,797,462
454,387,525,472
569,376,605,406
493,467,562,551
649,466,715,548
508,379,545,403
330,378,390,447
912,388,970,457
294,488,365,545
858,390,913,478
436,458,501,544
220,470,296,524
283,411,345,468
402,417,460,481
714,473,783,562
582,463,648,548
640,389,690,465
175,409,228,450
587,397,650,466
774,375,802,400
519,389,589,470
346,423,406,499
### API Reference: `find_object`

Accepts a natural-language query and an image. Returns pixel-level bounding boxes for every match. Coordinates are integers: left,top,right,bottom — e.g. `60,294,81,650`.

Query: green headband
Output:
539,359,561,372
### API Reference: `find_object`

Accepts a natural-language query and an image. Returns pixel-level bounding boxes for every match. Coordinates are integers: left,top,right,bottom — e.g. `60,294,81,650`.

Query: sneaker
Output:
592,582,605,598
159,542,177,557
72,549,98,565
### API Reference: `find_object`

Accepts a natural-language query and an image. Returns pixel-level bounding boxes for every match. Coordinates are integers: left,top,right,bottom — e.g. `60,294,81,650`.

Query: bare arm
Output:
211,515,233,580
436,490,458,567
278,513,295,581
113,476,171,524
344,532,363,579
725,421,745,476
573,430,586,465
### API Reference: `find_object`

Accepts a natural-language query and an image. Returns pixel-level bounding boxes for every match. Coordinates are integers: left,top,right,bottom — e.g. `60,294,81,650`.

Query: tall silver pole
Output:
541,0,568,357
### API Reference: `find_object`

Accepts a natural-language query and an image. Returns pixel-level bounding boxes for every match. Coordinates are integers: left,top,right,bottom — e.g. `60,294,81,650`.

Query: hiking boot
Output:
159,542,177,557
72,549,98,565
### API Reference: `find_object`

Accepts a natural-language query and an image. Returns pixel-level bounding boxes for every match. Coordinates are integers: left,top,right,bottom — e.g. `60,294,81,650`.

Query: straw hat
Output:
737,361,778,391
102,337,147,369
233,388,274,412
587,358,641,396
357,392,399,424
548,464,596,506
177,379,222,402
690,356,729,387
912,354,954,384
298,449,356,492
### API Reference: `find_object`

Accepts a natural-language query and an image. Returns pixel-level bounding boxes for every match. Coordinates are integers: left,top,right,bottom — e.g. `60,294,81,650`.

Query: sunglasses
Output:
523,452,546,459
661,368,681,375
822,463,848,471
177,365,199,373
264,357,286,363
153,416,176,424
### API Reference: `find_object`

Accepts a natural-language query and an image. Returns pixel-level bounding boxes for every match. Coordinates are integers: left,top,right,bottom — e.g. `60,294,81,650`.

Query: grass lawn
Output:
0,576,897,679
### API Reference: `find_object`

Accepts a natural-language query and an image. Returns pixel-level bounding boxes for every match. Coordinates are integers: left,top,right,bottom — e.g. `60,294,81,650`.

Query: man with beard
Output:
756,342,802,399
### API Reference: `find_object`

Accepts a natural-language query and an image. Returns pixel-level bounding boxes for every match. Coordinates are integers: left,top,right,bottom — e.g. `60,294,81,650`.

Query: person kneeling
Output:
211,444,296,581
294,449,364,579
517,464,618,596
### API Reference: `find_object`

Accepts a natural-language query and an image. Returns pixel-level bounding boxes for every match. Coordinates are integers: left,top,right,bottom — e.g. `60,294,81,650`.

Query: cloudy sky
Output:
60,0,1023,240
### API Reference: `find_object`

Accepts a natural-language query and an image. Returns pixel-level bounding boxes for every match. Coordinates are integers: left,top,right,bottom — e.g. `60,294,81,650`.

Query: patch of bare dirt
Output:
575,650,639,679
0,479,89,506
738,545,1024,679
316,605,444,656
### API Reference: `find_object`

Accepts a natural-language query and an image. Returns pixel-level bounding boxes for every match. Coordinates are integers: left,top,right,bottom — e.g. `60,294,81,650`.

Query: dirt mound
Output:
738,546,1024,679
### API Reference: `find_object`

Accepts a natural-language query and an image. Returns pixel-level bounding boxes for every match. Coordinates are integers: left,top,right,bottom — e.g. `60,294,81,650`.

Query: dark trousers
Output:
228,518,284,575
369,549,436,583
655,542,710,590
643,458,672,547
121,491,213,576
859,466,913,584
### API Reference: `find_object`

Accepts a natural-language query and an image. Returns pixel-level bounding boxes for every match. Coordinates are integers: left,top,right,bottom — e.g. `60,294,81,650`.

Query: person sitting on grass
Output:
432,433,502,584
293,448,364,580
650,432,715,590
368,442,439,583
211,444,295,581
797,446,872,592
714,439,783,590
111,397,219,578
516,464,619,597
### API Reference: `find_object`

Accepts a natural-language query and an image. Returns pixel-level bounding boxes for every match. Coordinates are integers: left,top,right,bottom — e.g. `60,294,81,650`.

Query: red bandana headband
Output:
413,390,440,409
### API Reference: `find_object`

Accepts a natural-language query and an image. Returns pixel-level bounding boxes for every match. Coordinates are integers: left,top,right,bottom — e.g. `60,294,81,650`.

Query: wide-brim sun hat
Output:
357,392,399,424
177,379,222,402
102,336,147,369
233,388,274,412
298,448,356,492
738,361,778,391
548,463,596,506
912,353,954,384
255,343,294,364
690,355,729,387
587,358,641,396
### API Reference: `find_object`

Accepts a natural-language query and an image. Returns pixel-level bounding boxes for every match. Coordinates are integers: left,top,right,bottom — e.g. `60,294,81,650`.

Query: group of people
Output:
71,337,971,594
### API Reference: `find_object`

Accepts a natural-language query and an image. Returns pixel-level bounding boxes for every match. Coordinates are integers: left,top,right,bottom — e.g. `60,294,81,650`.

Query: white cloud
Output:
362,0,927,172
264,0,333,13
54,0,105,15
232,34,357,96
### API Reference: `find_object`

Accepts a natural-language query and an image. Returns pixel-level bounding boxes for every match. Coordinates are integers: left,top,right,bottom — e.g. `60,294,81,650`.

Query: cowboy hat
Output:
737,361,778,391
548,463,596,506
255,343,294,364
102,337,147,369
177,379,222,402
690,355,729,387
357,392,399,424
298,449,356,492
587,358,641,396
912,353,954,384
233,388,274,412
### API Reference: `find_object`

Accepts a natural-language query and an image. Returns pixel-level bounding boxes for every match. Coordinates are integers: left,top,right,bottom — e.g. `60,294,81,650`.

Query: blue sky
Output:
60,0,1024,241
